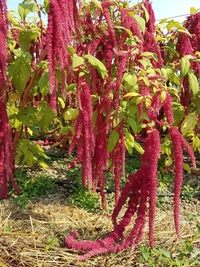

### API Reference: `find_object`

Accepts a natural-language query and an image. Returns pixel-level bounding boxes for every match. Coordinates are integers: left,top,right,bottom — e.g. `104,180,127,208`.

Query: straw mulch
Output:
0,181,200,267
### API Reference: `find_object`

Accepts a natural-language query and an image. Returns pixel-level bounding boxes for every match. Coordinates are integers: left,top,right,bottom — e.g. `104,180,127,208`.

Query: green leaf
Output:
5,225,12,232
37,101,55,131
8,53,32,94
123,73,137,87
158,248,171,259
141,52,154,58
133,14,145,34
58,97,65,109
125,132,135,154
161,67,173,78
181,113,198,136
38,161,49,168
66,83,76,91
72,55,84,69
142,4,149,22
183,163,191,173
84,54,108,79
135,96,144,105
166,20,181,31
124,92,140,98
17,106,37,126
114,26,132,37
190,7,198,14
134,141,144,154
91,0,103,11
192,135,200,150
160,91,166,103
38,71,50,96
172,102,185,124
8,92,20,104
25,151,34,167
180,56,191,78
10,118,22,130
19,29,39,52
138,58,152,69
165,156,172,166
63,108,79,121
18,3,38,20
177,28,191,37
108,129,119,152
188,72,199,96
127,117,138,134
44,0,50,12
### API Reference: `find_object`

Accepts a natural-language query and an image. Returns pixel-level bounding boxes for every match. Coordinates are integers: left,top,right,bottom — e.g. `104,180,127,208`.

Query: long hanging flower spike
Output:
65,130,161,259
0,0,20,199
170,126,196,236
170,126,184,237
46,0,77,110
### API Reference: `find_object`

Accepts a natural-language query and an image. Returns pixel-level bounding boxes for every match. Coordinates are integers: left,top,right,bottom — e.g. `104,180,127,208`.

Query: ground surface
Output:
0,147,200,266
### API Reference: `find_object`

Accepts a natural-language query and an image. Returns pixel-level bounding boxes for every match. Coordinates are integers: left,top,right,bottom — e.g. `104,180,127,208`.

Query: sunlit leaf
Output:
19,29,40,52
135,96,144,105
91,0,103,12
177,28,191,36
134,141,144,154
58,97,65,109
114,25,132,37
64,108,79,121
161,67,173,78
138,58,152,69
123,73,137,87
188,72,199,96
39,161,49,168
183,163,191,173
144,97,152,108
124,92,140,98
72,55,84,69
160,91,166,103
165,156,172,166
8,53,32,93
142,4,149,22
180,56,191,78
190,7,198,14
108,129,119,152
125,132,134,154
134,14,145,33
18,3,38,20
84,54,108,79
181,113,198,136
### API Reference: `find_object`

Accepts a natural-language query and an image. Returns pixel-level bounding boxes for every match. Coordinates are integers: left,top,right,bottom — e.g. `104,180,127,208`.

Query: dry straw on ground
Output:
0,182,200,267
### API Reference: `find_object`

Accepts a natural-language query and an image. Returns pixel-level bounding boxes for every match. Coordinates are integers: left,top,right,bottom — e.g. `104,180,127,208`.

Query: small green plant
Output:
45,234,60,251
138,225,200,266
181,184,200,201
68,184,101,213
11,169,56,209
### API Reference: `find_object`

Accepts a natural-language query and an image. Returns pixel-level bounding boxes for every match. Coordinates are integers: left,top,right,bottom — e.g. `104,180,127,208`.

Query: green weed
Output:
67,184,101,213
138,224,200,266
11,168,56,209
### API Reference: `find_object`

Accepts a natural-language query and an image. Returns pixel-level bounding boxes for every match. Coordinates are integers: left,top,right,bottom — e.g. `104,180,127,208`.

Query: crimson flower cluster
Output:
65,129,161,259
